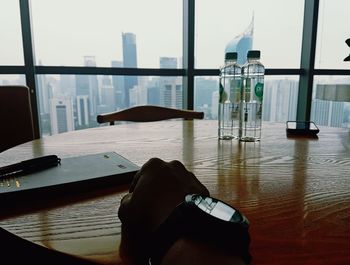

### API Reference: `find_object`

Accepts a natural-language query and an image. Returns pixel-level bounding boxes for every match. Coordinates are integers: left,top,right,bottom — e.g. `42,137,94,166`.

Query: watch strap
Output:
149,202,186,265
148,200,251,265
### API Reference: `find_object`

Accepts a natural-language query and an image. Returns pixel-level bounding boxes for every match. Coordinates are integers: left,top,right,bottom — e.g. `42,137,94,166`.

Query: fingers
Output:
130,158,205,194
168,159,188,173
129,157,166,192
118,193,132,222
168,160,210,196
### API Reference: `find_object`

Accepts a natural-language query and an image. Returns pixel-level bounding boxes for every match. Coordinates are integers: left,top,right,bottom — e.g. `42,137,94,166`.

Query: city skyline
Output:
2,23,350,136
2,1,350,69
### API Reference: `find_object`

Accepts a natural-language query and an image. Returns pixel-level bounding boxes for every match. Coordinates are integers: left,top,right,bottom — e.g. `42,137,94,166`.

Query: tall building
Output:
211,90,219,119
37,74,53,115
36,61,55,116
50,97,75,134
122,32,138,108
311,100,345,127
60,75,75,96
148,86,161,105
75,56,99,116
195,77,218,119
111,60,124,109
76,95,90,127
262,79,298,122
159,82,182,109
129,85,148,107
99,76,115,113
225,16,254,65
158,57,182,109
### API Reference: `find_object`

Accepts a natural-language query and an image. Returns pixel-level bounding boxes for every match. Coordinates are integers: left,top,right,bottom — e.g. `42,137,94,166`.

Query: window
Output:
3,0,350,137
0,0,24,65
315,0,350,69
312,76,350,128
30,0,182,68
0,75,26,86
195,0,304,69
36,74,183,136
195,76,299,122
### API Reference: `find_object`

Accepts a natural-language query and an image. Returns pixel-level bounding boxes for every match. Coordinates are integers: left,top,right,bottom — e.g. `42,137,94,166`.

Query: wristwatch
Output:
148,194,251,265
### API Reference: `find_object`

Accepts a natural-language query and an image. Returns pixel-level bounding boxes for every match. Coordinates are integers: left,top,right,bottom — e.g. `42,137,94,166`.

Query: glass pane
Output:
0,1,24,65
312,76,350,128
195,76,299,122
37,75,183,136
31,0,182,68
195,0,304,69
315,0,350,69
0,75,26,85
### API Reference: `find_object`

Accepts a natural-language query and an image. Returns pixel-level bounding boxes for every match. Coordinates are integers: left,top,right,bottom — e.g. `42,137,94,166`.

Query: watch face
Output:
190,194,243,222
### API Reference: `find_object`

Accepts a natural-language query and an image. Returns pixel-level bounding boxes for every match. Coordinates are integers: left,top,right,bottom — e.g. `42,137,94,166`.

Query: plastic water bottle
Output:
240,50,265,142
218,52,242,140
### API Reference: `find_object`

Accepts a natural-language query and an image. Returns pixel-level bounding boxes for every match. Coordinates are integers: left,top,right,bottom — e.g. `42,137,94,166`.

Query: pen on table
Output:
0,155,61,179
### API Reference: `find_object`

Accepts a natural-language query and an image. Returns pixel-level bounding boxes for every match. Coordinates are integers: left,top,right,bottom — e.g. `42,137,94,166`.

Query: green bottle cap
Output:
247,50,260,59
225,52,238,60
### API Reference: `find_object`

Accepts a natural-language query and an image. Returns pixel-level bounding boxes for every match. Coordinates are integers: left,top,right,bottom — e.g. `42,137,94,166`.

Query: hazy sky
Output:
1,0,350,69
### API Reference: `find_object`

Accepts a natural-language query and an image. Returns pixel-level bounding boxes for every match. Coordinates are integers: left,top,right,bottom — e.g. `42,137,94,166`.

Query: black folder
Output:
0,152,140,200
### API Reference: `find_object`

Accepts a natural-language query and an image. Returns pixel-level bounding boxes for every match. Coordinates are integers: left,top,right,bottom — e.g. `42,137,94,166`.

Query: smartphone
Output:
286,121,319,137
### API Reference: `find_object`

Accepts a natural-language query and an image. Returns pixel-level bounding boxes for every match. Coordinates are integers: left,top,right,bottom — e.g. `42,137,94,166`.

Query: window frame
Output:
0,0,350,138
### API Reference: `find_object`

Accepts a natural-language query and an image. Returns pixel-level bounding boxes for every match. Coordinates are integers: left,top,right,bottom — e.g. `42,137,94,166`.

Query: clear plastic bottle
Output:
240,50,265,142
218,52,242,140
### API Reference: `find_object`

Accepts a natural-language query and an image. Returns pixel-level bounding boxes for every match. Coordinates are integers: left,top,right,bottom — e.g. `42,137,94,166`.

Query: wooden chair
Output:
0,85,35,153
97,105,204,125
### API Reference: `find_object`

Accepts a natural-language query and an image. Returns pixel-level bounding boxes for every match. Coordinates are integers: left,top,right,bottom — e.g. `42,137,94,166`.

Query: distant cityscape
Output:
1,26,349,136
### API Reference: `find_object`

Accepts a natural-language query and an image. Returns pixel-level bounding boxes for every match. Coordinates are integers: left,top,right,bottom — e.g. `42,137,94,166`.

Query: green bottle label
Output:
255,82,264,100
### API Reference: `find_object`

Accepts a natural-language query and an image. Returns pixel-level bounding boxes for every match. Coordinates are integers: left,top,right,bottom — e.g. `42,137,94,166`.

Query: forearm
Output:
161,237,246,265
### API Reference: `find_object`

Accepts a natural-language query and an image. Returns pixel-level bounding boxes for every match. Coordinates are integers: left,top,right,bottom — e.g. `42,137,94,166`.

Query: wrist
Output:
148,194,251,265
160,237,246,265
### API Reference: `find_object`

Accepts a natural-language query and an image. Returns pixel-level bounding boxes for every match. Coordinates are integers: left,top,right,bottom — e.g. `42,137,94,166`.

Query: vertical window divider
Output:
183,0,195,110
19,0,40,138
297,0,319,122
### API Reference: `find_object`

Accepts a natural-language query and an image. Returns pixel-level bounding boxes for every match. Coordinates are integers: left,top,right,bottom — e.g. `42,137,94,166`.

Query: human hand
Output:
118,157,209,236
118,158,209,264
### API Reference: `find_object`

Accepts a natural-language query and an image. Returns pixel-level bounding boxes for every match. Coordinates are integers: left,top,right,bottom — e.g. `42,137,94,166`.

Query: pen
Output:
0,155,61,179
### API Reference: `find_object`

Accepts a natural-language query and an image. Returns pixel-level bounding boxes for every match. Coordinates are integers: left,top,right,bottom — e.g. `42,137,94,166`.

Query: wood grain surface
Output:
0,120,349,265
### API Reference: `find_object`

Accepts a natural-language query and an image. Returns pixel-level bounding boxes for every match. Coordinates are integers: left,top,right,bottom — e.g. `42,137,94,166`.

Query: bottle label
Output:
254,82,264,100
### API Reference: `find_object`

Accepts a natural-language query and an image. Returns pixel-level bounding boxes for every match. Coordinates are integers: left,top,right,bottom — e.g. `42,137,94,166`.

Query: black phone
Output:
286,121,319,137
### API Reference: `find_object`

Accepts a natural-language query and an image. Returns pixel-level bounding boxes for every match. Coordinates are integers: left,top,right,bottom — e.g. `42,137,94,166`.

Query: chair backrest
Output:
0,85,35,153
97,105,204,125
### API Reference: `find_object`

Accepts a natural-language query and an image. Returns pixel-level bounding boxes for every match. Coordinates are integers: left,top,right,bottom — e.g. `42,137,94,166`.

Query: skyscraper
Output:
50,97,74,134
225,16,254,65
262,79,298,122
60,75,75,96
158,57,182,109
122,32,138,108
99,76,115,113
76,95,90,127
37,74,53,115
311,100,345,127
111,60,124,109
75,56,99,116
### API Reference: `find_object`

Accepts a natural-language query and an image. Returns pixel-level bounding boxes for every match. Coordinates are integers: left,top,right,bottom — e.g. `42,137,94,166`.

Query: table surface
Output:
0,120,349,265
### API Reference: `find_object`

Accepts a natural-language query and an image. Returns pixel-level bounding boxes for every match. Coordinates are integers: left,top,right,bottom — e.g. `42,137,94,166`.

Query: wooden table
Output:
0,120,349,265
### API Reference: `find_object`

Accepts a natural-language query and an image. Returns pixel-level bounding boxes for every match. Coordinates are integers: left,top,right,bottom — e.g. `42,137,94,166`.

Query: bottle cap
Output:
247,50,260,59
225,52,238,60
